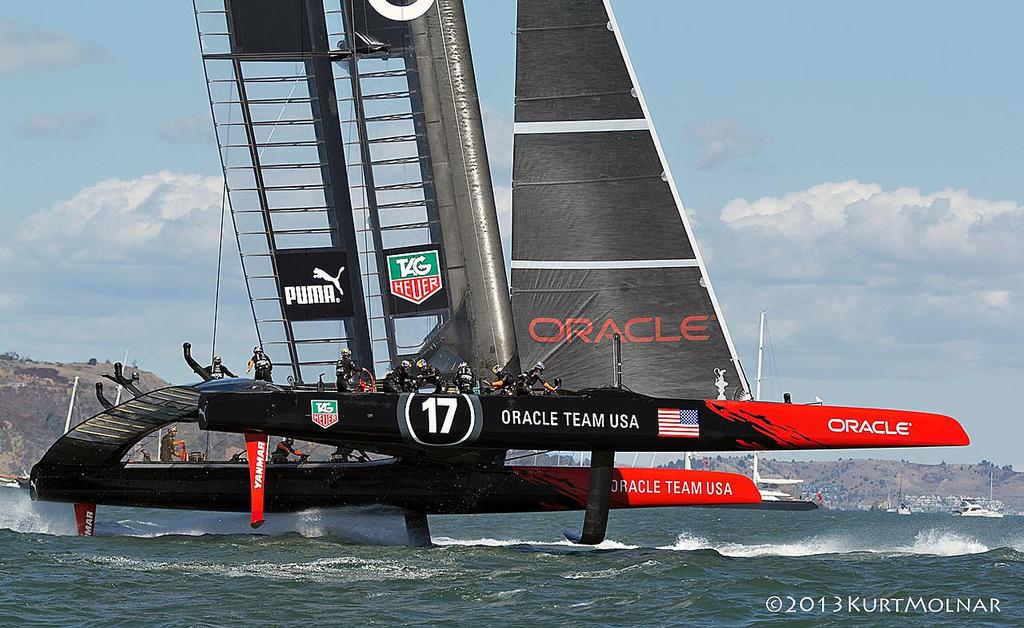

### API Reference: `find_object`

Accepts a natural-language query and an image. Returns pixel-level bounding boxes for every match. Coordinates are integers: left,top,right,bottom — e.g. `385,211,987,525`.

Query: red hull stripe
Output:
706,400,970,448
510,467,761,508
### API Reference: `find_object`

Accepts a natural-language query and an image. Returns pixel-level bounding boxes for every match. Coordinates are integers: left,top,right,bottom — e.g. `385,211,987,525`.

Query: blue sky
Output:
1,2,1021,468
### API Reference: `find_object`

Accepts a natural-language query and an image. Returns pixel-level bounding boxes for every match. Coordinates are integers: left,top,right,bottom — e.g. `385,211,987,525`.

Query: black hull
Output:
32,460,601,515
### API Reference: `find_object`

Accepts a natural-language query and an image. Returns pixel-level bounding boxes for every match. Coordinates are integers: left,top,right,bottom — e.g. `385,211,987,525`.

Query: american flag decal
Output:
658,408,700,438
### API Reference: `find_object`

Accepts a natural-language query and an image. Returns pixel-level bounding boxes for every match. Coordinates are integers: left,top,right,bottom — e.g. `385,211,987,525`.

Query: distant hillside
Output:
670,455,1023,512
0,353,233,474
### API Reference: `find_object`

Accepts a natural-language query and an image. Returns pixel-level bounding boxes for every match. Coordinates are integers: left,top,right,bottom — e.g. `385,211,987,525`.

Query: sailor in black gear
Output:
454,361,475,394
335,348,357,392
209,356,226,380
248,346,273,382
393,359,415,392
516,361,558,396
380,369,401,393
271,437,307,464
487,364,515,395
414,358,445,393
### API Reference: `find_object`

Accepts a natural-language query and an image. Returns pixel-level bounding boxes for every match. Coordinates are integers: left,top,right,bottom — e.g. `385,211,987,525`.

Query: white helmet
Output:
534,361,545,371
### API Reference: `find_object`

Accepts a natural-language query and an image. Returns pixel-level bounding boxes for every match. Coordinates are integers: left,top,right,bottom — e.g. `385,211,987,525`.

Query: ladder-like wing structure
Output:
195,0,516,382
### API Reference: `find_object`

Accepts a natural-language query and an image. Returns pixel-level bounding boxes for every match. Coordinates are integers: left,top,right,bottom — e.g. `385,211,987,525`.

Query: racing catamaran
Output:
30,0,968,545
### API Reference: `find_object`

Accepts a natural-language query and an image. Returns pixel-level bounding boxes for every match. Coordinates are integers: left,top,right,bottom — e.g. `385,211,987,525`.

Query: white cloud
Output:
0,19,105,76
157,114,215,145
719,180,1024,277
0,171,253,380
14,171,225,267
704,180,1024,378
685,119,772,170
17,111,105,140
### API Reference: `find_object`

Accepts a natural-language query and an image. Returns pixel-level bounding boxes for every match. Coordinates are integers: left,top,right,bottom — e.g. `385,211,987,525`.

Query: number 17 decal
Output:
422,397,457,434
399,394,481,447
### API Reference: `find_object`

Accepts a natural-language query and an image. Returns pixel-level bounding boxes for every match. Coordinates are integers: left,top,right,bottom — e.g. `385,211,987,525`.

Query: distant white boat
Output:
954,471,1003,517
896,504,912,515
955,501,1003,518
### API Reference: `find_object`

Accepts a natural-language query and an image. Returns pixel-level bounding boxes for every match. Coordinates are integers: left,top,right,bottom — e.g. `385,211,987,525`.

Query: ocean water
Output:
1,488,1021,626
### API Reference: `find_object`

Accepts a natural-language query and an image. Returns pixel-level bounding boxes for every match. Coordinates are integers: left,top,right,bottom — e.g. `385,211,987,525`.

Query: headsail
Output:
511,0,749,399
195,0,516,382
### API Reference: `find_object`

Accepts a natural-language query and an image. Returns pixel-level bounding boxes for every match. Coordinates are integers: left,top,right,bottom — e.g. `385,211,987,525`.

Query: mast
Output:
63,376,79,434
755,310,766,402
411,0,519,372
751,311,767,484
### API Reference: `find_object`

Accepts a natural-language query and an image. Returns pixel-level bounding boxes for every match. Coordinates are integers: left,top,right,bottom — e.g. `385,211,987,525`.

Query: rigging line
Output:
257,71,304,160
340,3,370,358
340,0,368,361
211,182,228,362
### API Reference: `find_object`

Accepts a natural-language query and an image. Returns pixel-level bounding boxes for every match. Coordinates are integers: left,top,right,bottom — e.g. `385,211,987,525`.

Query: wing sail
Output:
511,0,748,398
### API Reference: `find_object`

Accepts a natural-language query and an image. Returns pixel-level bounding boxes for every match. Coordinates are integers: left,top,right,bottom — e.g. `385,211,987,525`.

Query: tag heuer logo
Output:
311,400,339,429
387,250,442,305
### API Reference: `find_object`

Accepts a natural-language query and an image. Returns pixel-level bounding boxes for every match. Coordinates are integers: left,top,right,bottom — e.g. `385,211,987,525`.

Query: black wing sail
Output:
511,0,749,399
195,0,516,381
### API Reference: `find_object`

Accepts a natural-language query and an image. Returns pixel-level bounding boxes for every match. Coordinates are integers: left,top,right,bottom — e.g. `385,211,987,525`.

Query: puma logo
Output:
313,267,345,295
284,266,345,306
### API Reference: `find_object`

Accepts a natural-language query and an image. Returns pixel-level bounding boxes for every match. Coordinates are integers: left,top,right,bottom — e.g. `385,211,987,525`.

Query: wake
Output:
0,490,419,545
659,529,996,558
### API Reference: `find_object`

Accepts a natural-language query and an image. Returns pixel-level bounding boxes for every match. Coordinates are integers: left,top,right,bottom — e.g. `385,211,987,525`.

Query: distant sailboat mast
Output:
752,311,765,483
63,376,80,434
750,311,804,493
113,349,128,405
755,310,766,403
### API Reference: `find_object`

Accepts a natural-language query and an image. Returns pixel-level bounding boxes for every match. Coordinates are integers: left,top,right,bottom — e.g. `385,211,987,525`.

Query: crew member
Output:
487,364,515,395
271,437,307,464
394,359,415,392
247,346,273,382
516,362,558,396
454,362,474,394
380,369,401,393
209,356,226,380
335,348,358,392
414,359,445,393
159,426,186,462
